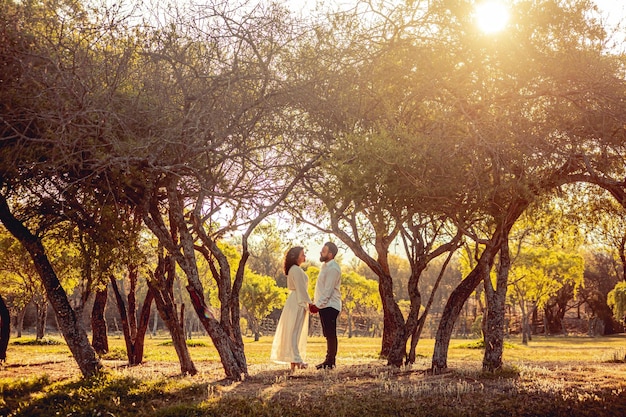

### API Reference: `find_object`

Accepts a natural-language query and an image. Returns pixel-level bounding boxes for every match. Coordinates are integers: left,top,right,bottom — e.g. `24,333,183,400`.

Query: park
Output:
1,0,626,415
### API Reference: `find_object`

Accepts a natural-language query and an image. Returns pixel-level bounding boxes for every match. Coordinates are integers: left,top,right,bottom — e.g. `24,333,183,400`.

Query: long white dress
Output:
270,265,312,364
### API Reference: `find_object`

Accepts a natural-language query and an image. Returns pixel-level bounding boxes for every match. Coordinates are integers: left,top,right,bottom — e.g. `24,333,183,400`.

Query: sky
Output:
285,0,626,26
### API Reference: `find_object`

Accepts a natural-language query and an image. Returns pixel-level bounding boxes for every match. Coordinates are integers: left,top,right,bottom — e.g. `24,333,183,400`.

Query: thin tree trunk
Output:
483,238,510,372
133,286,154,364
0,194,101,377
408,249,455,363
347,310,352,338
619,232,626,281
152,305,158,336
35,300,47,340
519,300,529,345
110,276,136,364
91,286,109,354
0,294,10,361
17,307,25,338
128,265,138,341
179,303,185,339
143,182,244,380
147,253,197,375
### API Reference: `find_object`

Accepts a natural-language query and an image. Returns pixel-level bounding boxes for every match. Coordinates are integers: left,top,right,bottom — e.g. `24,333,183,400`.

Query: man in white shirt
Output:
309,242,342,369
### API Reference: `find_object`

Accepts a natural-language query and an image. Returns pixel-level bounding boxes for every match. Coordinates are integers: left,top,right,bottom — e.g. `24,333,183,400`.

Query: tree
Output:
0,0,149,377
0,229,44,337
429,0,624,372
285,0,472,367
608,281,626,324
247,222,287,282
339,271,380,338
582,250,623,335
0,195,102,377
240,272,286,341
508,247,585,343
133,1,324,380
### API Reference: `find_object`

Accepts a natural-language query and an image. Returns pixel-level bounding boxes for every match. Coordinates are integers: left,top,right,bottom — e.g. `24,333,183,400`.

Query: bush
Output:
11,337,64,346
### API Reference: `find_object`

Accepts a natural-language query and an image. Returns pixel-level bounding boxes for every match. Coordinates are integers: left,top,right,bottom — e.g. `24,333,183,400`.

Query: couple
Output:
270,242,341,372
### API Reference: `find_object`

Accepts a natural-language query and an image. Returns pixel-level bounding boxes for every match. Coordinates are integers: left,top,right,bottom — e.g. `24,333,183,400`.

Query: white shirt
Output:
314,259,342,312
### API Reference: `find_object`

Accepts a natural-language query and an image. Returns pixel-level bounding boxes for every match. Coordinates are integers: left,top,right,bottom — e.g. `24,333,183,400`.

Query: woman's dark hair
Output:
284,246,304,275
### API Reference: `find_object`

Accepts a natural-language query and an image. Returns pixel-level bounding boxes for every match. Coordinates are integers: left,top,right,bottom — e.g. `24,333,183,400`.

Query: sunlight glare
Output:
474,1,510,34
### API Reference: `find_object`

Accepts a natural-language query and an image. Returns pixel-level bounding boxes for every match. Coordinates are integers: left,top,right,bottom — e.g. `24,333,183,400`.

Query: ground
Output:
2,335,626,416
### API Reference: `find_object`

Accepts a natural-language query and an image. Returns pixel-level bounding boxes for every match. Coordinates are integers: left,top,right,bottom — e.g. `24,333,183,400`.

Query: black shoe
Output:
316,362,335,370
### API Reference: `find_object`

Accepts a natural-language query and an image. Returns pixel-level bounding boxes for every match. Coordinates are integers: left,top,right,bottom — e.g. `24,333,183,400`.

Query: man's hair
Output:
324,242,338,258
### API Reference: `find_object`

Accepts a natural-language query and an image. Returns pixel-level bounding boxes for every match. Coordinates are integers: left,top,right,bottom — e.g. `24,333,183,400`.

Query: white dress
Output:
270,265,312,364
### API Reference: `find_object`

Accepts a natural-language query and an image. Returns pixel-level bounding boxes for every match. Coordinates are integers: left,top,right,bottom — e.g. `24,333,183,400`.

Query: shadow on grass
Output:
3,364,626,417
1,372,209,417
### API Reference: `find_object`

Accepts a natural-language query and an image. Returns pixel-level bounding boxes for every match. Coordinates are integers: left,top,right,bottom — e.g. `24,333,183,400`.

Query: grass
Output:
1,334,626,416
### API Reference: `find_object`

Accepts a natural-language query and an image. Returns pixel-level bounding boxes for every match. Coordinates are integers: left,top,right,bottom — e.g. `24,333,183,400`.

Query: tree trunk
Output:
431,240,499,372
380,272,406,364
408,250,455,363
133,286,154,364
35,300,47,340
143,182,245,380
347,310,352,338
17,307,25,338
187,284,246,380
431,194,530,373
522,315,529,345
619,232,626,281
152,305,158,336
0,194,101,377
519,301,529,345
388,269,423,366
128,265,139,340
109,268,155,367
483,238,510,372
179,303,185,339
0,294,10,361
91,286,109,354
249,315,260,341
110,276,137,364
147,254,197,375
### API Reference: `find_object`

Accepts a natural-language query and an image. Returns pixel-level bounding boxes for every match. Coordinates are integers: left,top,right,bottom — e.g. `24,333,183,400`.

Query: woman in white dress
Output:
270,246,312,371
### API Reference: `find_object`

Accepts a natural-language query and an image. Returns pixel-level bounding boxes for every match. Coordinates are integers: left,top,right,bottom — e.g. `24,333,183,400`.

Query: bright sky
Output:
285,0,626,26
298,1,625,45
595,0,626,24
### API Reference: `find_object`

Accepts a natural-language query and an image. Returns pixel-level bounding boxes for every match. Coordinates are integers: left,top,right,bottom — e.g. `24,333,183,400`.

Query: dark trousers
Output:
319,307,339,365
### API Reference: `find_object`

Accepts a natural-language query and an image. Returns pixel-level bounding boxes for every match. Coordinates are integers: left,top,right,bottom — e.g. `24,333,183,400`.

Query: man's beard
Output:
320,254,329,262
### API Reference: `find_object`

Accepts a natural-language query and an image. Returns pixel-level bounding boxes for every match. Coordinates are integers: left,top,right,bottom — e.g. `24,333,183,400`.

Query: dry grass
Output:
1,334,626,416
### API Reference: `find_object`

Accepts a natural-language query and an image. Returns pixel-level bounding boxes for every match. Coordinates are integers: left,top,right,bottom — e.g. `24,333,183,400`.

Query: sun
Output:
474,1,510,34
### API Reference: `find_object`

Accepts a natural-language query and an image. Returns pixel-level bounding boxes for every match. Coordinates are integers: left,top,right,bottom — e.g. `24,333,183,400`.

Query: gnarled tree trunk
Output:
148,253,197,375
110,266,157,368
431,238,500,372
483,237,510,371
0,194,101,377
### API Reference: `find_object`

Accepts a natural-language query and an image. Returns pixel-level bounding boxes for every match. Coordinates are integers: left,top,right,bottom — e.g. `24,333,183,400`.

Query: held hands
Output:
309,303,319,314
